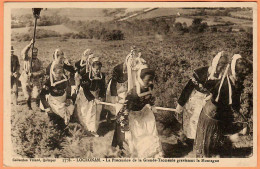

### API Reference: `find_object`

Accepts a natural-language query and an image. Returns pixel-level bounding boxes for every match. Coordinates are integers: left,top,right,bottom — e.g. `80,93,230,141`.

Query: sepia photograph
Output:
3,1,257,167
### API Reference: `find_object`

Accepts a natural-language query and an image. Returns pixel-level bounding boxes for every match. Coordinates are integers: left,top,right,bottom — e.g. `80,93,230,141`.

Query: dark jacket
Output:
75,60,87,74
40,77,69,109
11,54,20,74
110,63,128,96
80,72,106,101
178,66,210,107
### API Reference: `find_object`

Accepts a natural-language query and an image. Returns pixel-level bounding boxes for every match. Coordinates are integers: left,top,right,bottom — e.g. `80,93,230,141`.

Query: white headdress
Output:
89,56,103,80
231,54,242,80
215,54,243,105
208,51,224,80
124,51,135,91
136,64,149,87
80,49,93,67
50,62,67,86
53,48,64,62
215,64,232,104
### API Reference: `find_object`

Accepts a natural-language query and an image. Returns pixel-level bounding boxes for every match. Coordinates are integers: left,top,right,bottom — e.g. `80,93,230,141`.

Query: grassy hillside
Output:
10,7,253,158
11,29,253,158
12,25,78,34
12,8,144,22
132,8,197,20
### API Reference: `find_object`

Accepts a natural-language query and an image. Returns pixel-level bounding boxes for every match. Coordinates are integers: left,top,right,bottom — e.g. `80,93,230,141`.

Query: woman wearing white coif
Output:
74,56,106,137
176,51,228,140
39,63,74,130
74,49,94,85
39,49,75,111
45,48,75,81
106,46,146,116
194,54,251,158
72,49,94,102
74,49,93,71
112,65,163,158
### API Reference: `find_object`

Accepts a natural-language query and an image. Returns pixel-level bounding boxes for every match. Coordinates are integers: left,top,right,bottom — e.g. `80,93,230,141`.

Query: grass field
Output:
10,28,253,158
12,24,78,35
132,8,197,20
220,16,253,28
175,15,253,28
175,16,223,26
230,10,253,19
12,8,144,22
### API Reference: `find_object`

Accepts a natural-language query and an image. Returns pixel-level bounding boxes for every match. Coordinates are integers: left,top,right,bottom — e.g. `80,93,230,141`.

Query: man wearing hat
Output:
11,46,20,106
19,39,44,110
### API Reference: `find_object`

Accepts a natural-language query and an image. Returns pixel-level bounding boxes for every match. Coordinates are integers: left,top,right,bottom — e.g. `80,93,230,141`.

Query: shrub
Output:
11,13,71,28
12,28,61,41
189,18,208,33
175,22,183,32
239,73,253,135
101,29,124,41
211,27,218,32
60,123,123,158
11,111,63,158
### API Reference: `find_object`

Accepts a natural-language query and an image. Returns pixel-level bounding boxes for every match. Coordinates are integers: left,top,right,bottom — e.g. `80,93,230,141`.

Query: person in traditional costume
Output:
74,56,106,137
11,46,20,107
47,48,75,95
176,51,228,140
39,63,74,130
19,39,44,110
112,65,163,158
45,48,75,77
72,49,94,103
74,49,94,75
106,46,146,116
193,54,251,158
39,49,75,110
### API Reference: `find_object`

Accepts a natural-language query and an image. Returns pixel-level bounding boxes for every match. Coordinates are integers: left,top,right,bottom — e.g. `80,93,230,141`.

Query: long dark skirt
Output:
112,122,125,149
193,100,233,158
48,112,67,131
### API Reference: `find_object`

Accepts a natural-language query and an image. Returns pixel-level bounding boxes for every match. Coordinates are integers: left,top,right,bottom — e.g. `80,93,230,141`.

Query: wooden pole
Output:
30,17,37,74
98,101,177,112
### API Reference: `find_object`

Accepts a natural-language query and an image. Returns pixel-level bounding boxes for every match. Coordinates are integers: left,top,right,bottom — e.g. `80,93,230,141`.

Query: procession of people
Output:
10,38,252,158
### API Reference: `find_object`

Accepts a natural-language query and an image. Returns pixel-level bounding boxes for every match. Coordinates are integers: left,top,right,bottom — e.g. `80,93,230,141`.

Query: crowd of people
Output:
11,39,252,158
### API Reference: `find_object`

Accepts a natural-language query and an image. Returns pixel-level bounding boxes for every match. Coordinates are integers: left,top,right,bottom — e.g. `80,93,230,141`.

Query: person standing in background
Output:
11,46,20,107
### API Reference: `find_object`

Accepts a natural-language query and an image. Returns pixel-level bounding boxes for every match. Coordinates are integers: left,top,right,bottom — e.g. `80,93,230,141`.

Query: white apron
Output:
105,80,128,115
75,87,102,132
48,92,74,125
183,89,208,139
126,105,163,158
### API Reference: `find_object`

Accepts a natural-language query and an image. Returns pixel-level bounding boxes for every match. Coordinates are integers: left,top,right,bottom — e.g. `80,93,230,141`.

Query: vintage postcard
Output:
3,1,258,167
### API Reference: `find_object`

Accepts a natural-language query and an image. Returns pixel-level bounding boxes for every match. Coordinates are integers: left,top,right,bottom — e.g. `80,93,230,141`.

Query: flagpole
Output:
30,16,38,74
30,8,42,80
